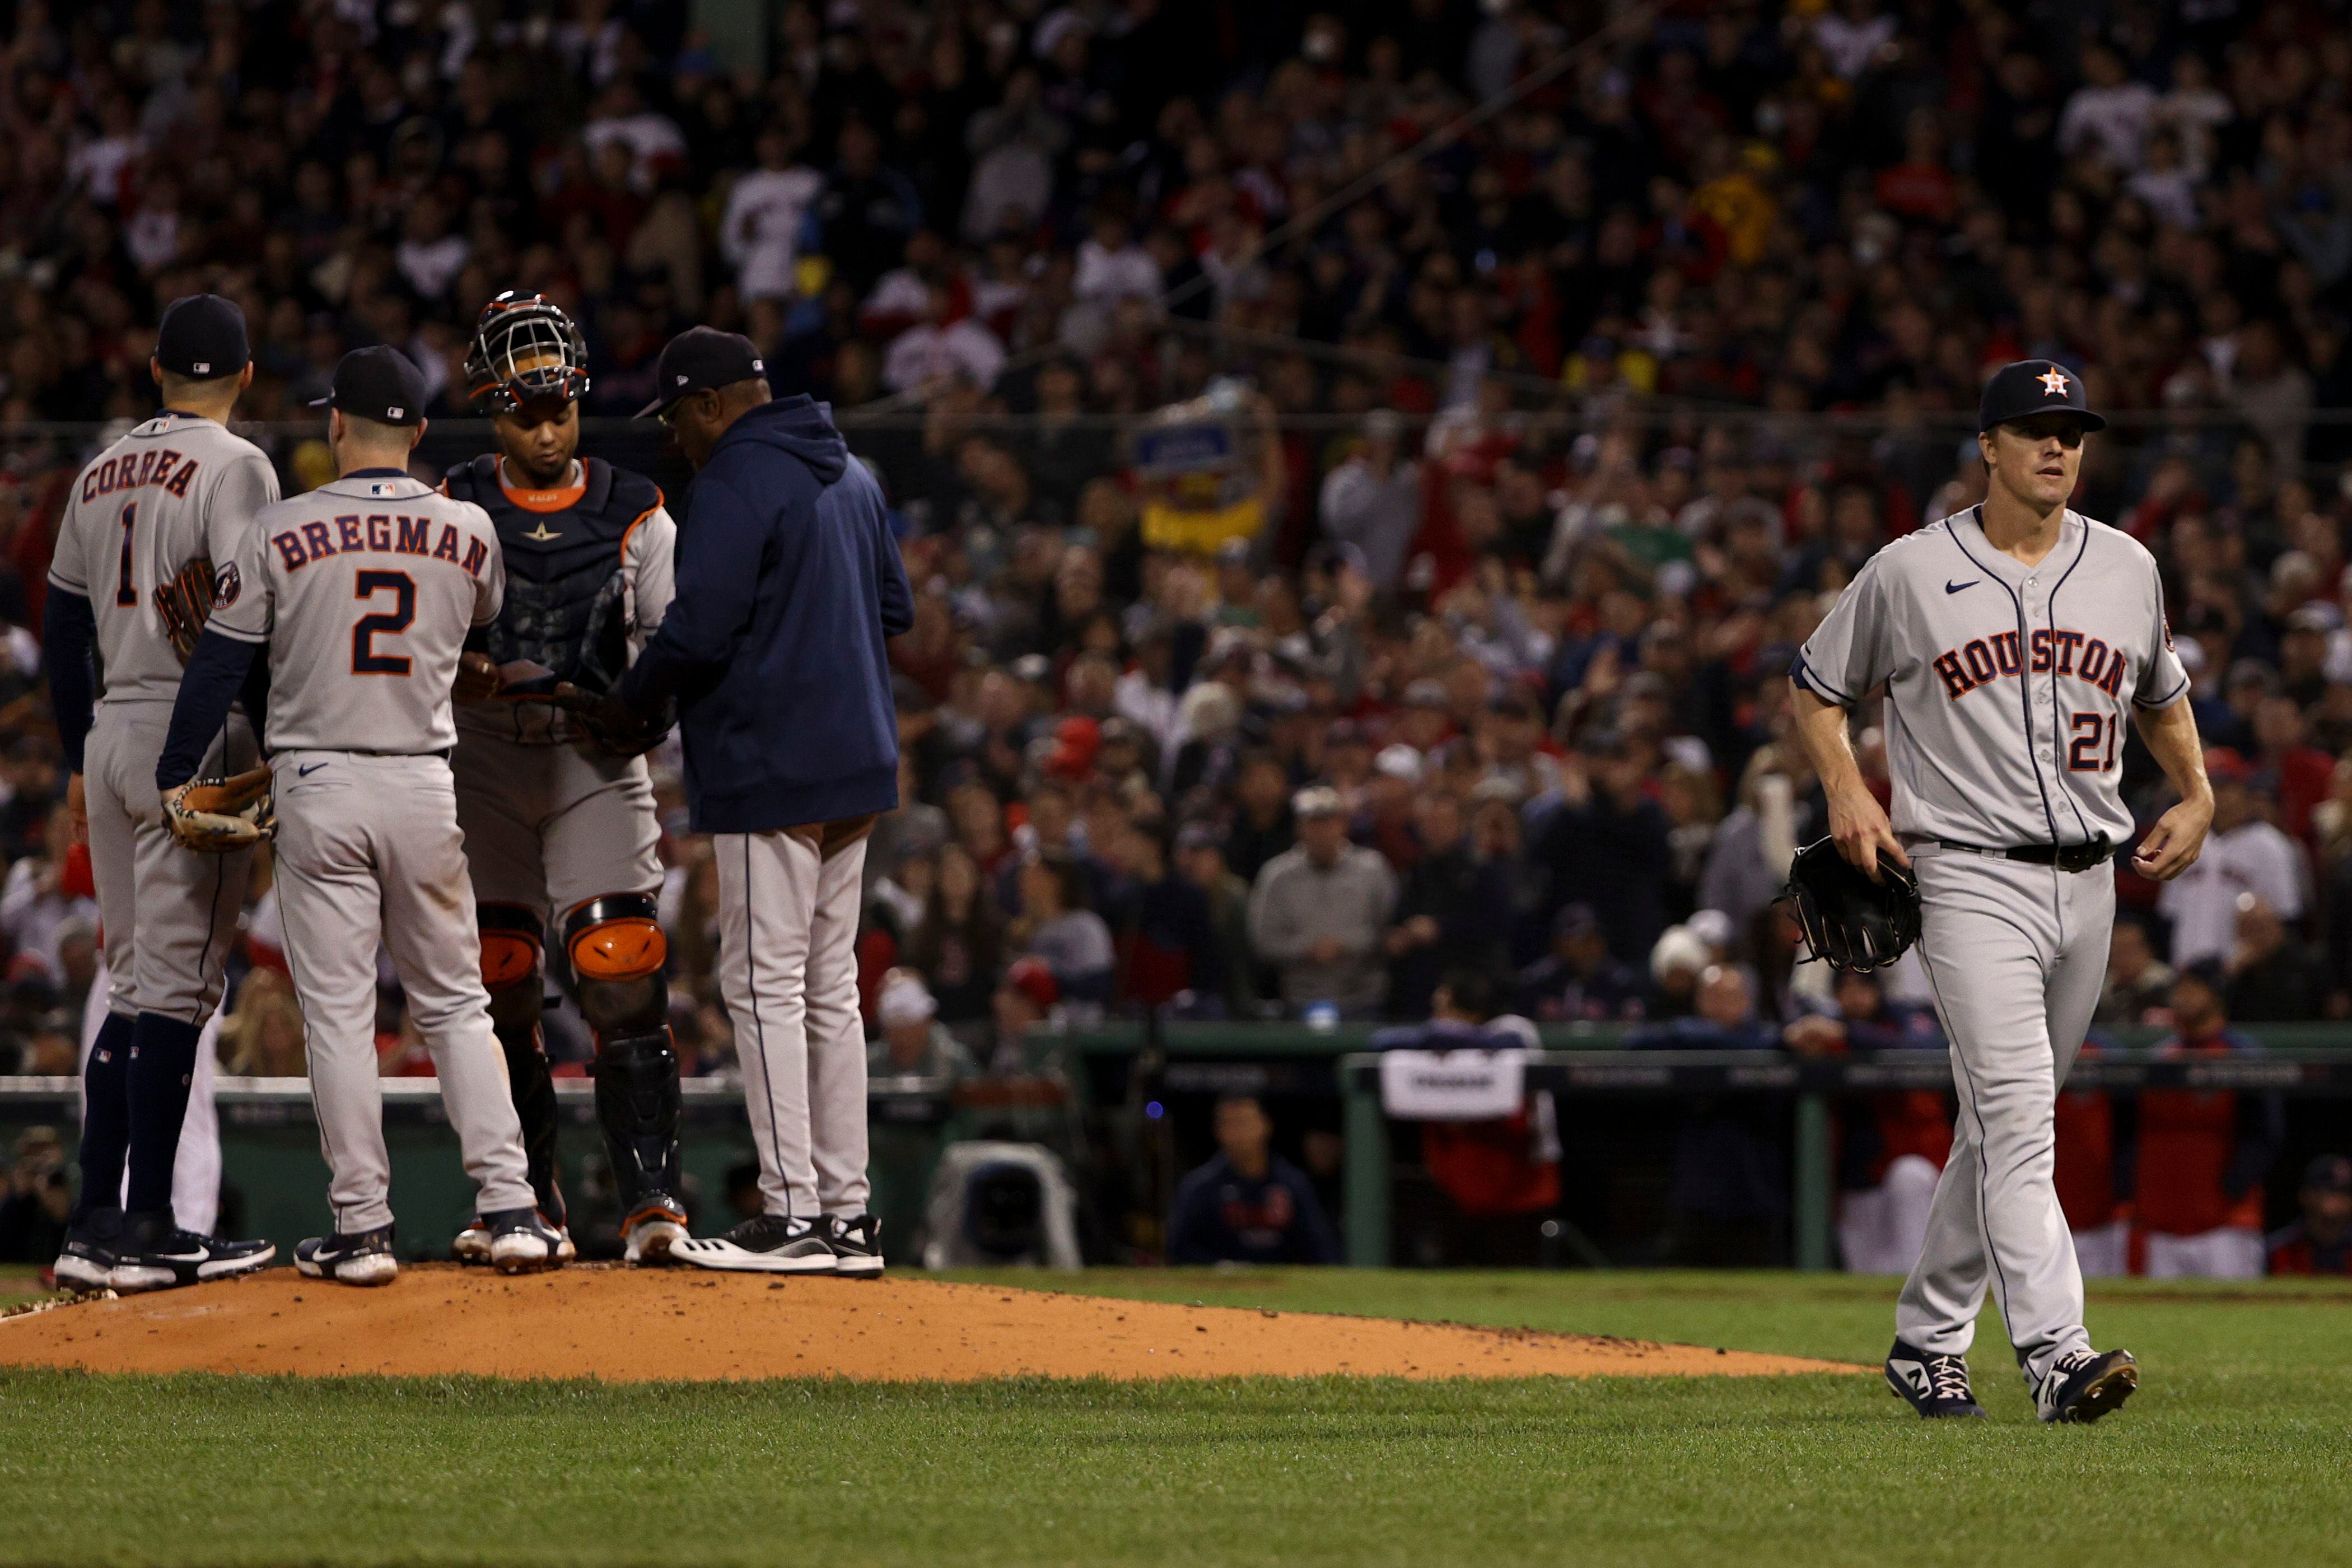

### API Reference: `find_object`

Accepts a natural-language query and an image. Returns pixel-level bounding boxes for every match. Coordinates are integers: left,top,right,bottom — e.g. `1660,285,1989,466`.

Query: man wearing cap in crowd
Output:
1247,785,1398,1019
1319,408,1420,594
2157,748,2303,967
2267,1154,2352,1275
591,326,912,1275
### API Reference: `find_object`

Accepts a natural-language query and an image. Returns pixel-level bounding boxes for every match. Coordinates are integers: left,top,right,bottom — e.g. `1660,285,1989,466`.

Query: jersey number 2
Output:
351,570,416,675
2068,711,2119,772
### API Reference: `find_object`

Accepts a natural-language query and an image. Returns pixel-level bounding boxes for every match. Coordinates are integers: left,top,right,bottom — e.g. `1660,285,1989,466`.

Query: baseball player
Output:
438,292,685,1267
586,328,911,1276
154,347,561,1285
1790,360,2213,1424
40,294,278,1293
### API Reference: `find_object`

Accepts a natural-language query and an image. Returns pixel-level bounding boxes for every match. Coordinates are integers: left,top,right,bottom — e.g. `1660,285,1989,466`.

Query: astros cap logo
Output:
2037,367,2070,396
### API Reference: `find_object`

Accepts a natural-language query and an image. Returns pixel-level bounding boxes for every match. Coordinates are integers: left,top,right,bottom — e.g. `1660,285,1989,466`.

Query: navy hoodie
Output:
621,395,912,832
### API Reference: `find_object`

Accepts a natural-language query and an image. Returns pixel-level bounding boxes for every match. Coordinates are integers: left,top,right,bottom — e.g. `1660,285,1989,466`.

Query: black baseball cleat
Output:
674,1214,838,1275
485,1207,570,1275
108,1208,276,1293
1885,1338,1986,1418
296,1225,399,1286
53,1207,126,1294
824,1213,885,1278
2038,1348,2138,1424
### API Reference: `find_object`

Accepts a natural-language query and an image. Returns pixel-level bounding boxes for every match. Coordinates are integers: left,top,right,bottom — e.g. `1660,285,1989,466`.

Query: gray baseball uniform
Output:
1797,505,2187,1394
450,460,675,917
46,412,278,1024
207,472,533,1232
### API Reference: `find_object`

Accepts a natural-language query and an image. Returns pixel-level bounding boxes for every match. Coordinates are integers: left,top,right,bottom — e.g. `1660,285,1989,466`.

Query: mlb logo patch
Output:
388,406,404,419
193,361,211,374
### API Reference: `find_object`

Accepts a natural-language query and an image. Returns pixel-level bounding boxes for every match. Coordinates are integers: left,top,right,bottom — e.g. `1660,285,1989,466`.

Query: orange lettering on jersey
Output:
301,521,334,559
164,457,198,497
433,525,461,562
395,516,430,554
272,531,308,571
336,515,364,552
1938,625,2129,702
461,537,488,577
365,514,392,550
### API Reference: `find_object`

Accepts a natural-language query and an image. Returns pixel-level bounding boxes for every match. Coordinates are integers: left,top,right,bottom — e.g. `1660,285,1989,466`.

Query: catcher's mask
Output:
1779,836,1922,974
464,291,590,412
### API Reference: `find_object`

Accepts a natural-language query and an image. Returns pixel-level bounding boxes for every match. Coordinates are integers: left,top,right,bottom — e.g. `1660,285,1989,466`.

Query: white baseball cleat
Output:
295,1226,399,1286
673,1214,838,1274
486,1207,570,1274
622,1200,690,1266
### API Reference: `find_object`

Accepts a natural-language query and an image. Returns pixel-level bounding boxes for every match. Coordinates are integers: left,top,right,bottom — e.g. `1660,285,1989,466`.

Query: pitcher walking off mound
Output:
586,328,911,1275
156,347,561,1286
1790,361,2213,1423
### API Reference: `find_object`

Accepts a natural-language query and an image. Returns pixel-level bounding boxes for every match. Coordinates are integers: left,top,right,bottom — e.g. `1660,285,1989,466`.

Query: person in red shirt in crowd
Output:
1377,969,1559,1268
1785,969,1949,1275
2266,1155,2352,1275
2250,694,2334,843
2054,1037,2131,1278
2131,961,2285,1278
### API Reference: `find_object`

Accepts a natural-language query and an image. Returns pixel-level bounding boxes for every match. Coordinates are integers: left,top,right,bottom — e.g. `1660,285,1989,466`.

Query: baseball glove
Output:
153,556,219,664
1779,836,1921,973
162,766,275,852
550,683,673,758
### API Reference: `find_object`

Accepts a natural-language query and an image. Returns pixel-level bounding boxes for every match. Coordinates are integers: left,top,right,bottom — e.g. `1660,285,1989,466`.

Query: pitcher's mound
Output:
0,1265,1860,1382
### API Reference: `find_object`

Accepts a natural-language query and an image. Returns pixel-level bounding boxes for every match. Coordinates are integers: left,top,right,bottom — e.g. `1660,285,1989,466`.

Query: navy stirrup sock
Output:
73,1012,136,1221
124,1012,204,1215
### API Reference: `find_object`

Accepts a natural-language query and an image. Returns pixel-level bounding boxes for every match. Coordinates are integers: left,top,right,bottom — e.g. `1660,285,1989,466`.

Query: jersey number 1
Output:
115,502,137,606
2068,711,2118,773
352,570,416,675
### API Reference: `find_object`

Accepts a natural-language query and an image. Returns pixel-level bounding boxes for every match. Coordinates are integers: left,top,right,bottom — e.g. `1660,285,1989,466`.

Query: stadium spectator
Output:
867,970,979,1086
2132,962,2286,1280
2267,1154,2352,1276
1516,903,1646,1023
2157,751,2304,967
2097,917,2175,1026
1247,785,1397,1019
1166,1094,1341,1267
0,1125,71,1264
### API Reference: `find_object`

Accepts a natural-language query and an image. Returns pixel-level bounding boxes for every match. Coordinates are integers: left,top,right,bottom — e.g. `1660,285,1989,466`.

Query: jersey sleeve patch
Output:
211,560,242,609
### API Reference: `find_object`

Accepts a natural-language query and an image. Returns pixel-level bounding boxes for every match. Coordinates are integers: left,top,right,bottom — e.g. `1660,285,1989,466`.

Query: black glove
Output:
551,682,673,758
1779,836,1921,974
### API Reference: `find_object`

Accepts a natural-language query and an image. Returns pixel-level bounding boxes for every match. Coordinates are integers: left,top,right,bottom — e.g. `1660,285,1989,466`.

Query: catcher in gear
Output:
442,291,689,1267
1780,836,1921,973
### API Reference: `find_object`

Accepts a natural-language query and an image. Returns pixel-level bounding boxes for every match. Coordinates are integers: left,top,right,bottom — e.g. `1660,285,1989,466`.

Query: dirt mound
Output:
0,1266,1861,1382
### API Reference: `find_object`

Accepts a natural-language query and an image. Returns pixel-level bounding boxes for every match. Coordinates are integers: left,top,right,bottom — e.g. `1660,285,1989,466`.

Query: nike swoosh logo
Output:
1945,580,1978,594
298,763,327,776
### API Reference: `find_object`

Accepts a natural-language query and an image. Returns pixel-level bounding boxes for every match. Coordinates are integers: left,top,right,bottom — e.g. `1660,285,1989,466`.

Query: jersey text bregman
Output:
208,473,502,755
1795,506,2188,849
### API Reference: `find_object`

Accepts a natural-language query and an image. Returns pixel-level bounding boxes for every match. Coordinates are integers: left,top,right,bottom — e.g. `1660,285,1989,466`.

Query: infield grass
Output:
2,1270,2348,1567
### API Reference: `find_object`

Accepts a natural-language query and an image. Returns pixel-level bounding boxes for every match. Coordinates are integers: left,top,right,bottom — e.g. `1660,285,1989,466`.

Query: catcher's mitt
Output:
162,766,274,852
153,556,221,664
550,683,673,758
1779,836,1921,973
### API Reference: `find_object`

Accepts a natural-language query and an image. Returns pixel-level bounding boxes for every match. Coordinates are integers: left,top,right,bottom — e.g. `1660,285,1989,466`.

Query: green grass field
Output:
3,1266,2349,1567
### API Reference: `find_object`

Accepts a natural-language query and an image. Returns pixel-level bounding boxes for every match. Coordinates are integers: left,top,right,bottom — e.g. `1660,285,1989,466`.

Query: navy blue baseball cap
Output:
636,326,766,418
309,346,428,426
154,294,250,380
1978,359,2105,433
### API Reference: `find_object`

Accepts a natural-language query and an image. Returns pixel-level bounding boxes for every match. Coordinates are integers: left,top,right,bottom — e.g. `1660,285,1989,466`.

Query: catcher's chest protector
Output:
444,455,661,697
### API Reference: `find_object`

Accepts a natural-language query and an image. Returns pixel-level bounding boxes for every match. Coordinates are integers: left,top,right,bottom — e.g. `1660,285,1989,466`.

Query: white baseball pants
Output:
1899,842,2112,1390
272,752,533,1234
715,818,872,1220
82,703,256,1023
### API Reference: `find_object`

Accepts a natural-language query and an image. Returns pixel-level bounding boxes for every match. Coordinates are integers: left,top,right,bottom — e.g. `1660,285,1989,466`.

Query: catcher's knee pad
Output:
478,904,545,993
565,894,667,1034
593,1028,683,1201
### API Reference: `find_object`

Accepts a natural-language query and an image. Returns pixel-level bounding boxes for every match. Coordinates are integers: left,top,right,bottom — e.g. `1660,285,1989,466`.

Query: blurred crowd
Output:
0,0,2350,1271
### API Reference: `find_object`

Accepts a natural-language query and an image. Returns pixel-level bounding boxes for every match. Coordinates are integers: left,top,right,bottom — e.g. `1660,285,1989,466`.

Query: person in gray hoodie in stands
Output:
1246,785,1398,1018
